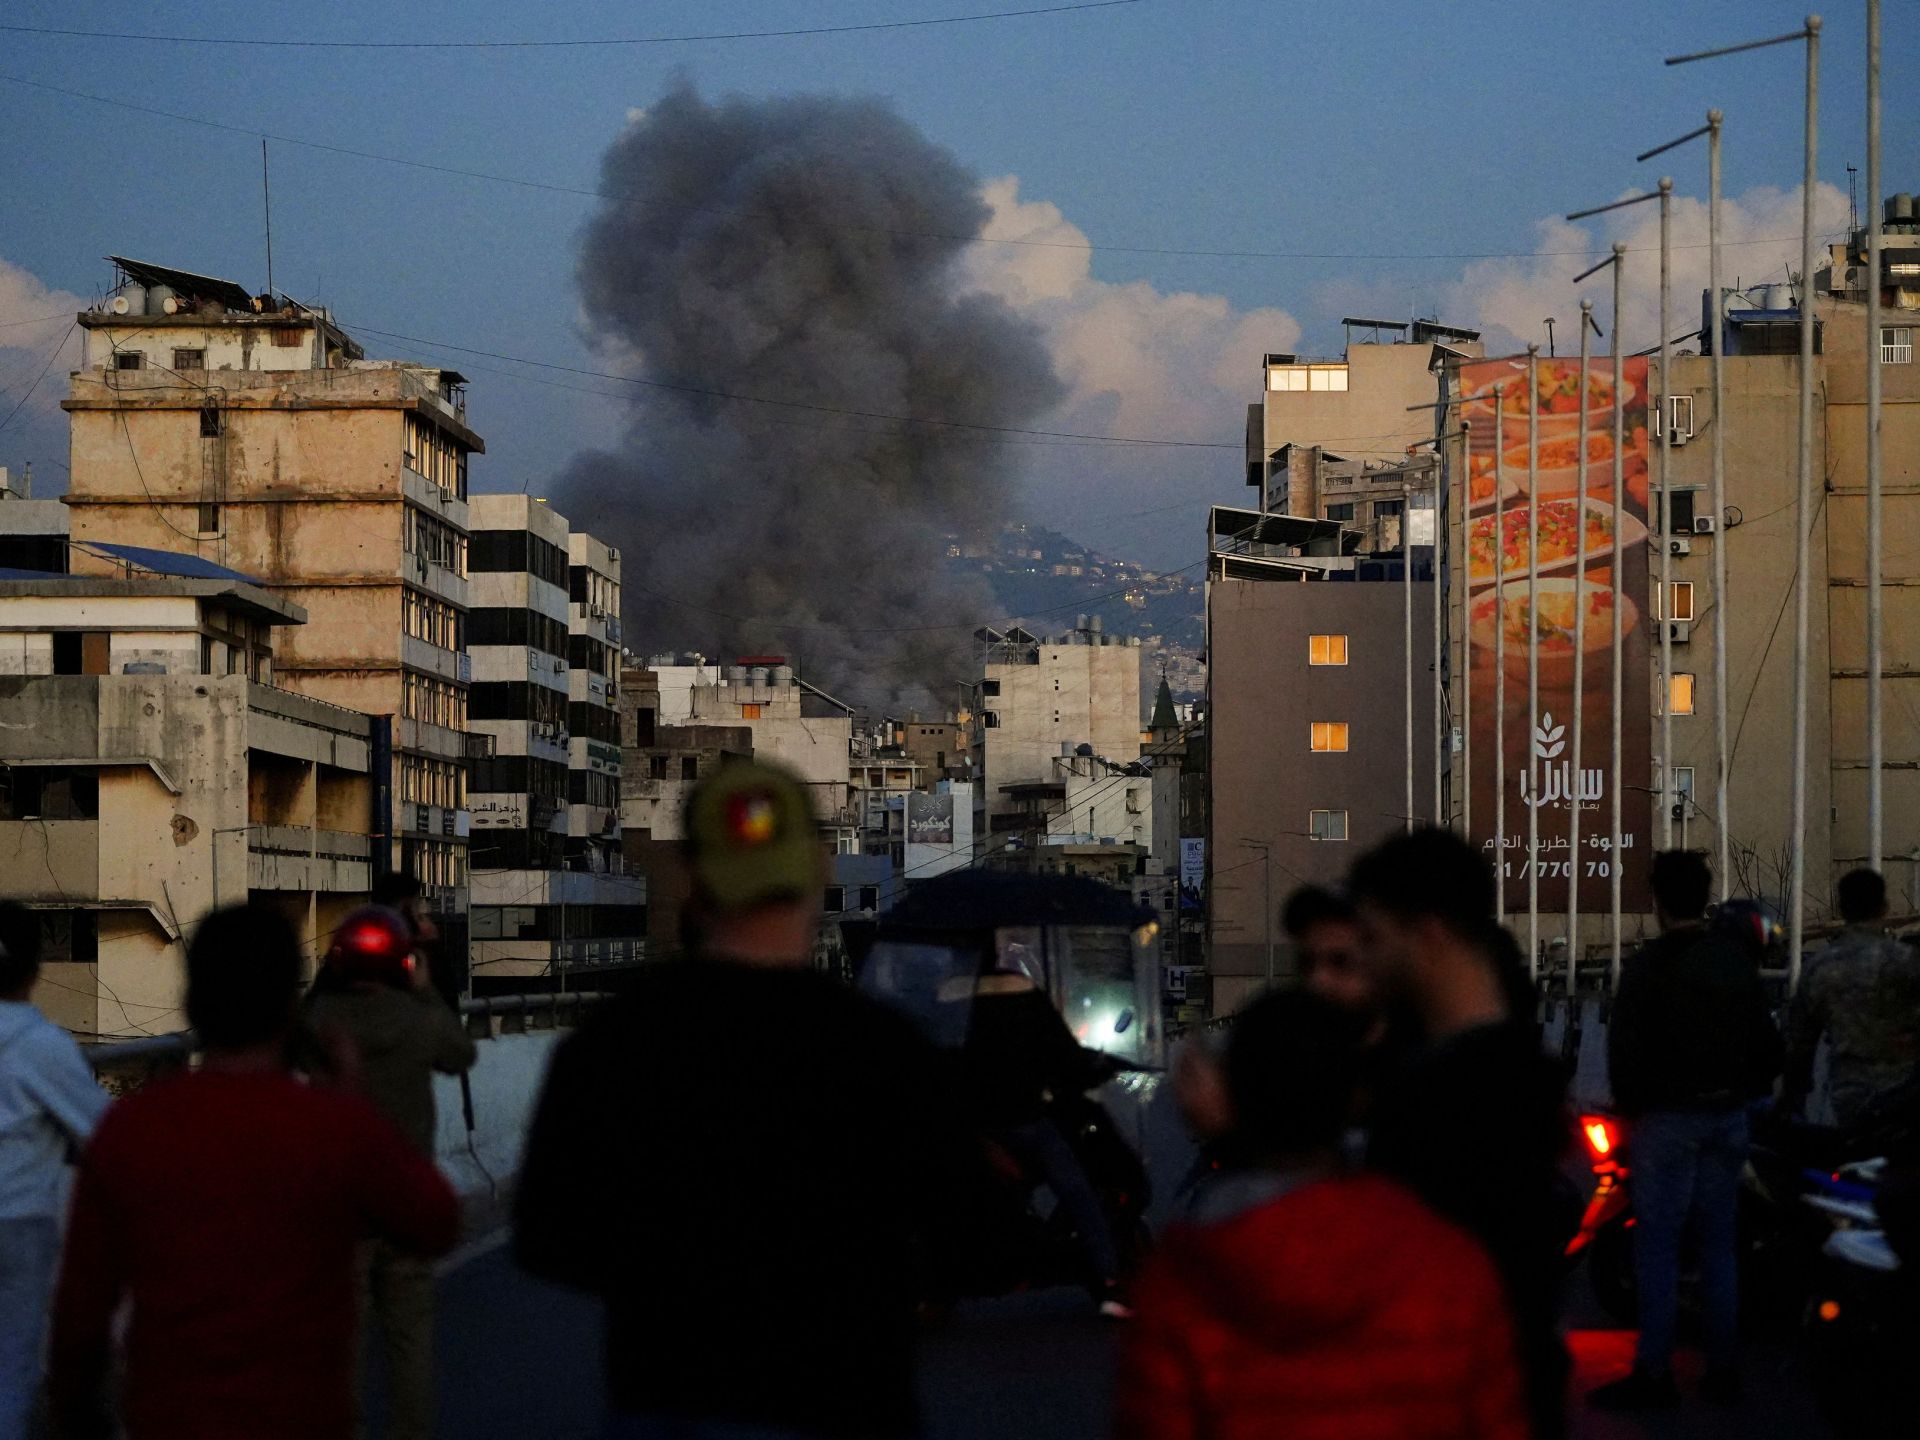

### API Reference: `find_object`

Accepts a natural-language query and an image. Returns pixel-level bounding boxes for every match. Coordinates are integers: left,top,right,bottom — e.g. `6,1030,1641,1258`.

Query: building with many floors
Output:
0,568,373,1036
58,258,479,941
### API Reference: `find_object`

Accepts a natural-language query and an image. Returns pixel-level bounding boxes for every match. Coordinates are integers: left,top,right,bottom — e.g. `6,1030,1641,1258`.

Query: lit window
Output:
1310,722,1349,752
1309,634,1349,666
1268,367,1308,392
1310,809,1349,841
1307,366,1350,392
741,703,762,720
1666,582,1696,622
1666,672,1696,716
1884,327,1914,365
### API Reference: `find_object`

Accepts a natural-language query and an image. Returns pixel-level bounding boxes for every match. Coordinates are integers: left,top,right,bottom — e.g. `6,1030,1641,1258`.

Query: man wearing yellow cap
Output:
515,759,968,1440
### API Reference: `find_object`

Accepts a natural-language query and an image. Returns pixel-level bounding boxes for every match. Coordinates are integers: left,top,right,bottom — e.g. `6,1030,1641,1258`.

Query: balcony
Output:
246,825,372,894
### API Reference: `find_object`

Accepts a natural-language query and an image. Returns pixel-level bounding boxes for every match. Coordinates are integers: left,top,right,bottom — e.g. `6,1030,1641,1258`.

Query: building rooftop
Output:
0,575,305,627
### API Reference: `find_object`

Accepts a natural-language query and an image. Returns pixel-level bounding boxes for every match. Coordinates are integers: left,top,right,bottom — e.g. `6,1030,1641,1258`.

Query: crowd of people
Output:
1,753,1916,1439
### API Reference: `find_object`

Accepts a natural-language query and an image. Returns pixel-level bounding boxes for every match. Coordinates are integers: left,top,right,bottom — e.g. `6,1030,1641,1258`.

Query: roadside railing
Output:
83,990,607,1085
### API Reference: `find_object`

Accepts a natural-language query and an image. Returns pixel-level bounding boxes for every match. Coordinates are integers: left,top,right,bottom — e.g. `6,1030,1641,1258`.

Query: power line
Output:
0,3,1144,50
344,321,1241,449
0,72,1829,268
0,322,74,435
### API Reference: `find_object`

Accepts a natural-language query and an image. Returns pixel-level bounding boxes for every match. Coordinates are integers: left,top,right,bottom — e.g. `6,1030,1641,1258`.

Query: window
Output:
982,711,999,728
1373,498,1403,518
173,348,206,371
649,755,668,781
634,706,657,748
1672,766,1695,801
1310,721,1349,752
52,633,109,676
113,351,144,371
681,756,698,782
1665,672,1696,716
741,703,762,720
1663,488,1697,535
1309,634,1349,666
1309,809,1349,841
198,407,223,437
1665,582,1695,622
1268,365,1348,392
196,503,220,534
271,326,305,347
1883,327,1914,365
1661,393,1696,439
1325,503,1355,522
981,679,1000,697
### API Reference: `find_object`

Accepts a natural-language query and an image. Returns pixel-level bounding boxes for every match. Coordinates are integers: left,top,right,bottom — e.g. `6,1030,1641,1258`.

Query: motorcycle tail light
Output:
1817,1299,1842,1323
1580,1115,1619,1163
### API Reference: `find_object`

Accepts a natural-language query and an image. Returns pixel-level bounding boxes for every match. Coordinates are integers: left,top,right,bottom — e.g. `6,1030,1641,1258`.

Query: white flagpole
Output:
1494,387,1509,926
1568,303,1594,1000
1527,343,1542,974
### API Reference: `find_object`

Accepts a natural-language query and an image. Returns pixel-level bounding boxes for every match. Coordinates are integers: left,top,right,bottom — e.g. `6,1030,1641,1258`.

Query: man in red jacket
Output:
1119,988,1528,1440
49,903,460,1440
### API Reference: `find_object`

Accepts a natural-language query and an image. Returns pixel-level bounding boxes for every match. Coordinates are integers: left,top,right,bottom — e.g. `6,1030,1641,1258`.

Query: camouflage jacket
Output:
1784,925,1920,1127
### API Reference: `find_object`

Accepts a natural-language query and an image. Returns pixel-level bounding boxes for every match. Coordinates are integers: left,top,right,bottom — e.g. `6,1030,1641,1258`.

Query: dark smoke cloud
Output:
556,84,1063,706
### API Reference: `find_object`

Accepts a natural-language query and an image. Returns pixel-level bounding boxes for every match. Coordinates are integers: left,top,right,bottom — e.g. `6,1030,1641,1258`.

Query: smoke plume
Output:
557,85,1063,705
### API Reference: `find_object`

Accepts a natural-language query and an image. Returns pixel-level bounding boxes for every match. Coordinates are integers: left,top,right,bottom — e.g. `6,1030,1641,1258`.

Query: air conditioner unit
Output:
1668,621,1692,645
1693,514,1717,536
1669,537,1693,557
1669,428,1689,447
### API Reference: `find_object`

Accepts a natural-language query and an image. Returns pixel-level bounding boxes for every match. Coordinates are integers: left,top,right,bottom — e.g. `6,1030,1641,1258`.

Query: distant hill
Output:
944,522,1205,702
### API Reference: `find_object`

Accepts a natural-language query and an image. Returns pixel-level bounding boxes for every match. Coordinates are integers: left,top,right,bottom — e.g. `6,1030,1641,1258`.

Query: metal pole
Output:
1611,246,1627,986
1710,113,1733,894
1569,303,1593,999
1264,847,1273,987
1790,16,1821,990
1659,176,1675,850
1867,0,1884,873
1461,425,1473,842
1527,343,1541,974
1434,456,1446,828
1405,480,1415,835
1494,387,1509,921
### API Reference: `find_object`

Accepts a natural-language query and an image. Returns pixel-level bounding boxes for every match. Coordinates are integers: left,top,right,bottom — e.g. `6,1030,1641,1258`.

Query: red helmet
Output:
324,905,416,987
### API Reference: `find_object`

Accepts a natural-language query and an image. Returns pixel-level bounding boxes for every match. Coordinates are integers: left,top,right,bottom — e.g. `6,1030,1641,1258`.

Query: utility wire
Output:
0,3,1145,50
0,322,75,435
0,72,1829,267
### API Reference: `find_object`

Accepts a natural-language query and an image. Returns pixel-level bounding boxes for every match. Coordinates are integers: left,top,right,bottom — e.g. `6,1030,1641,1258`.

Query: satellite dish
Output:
110,295,131,315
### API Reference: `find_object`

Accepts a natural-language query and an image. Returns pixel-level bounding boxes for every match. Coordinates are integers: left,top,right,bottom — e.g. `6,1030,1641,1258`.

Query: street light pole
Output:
1494,386,1509,923
1658,175,1675,851
1567,300,1598,998
1668,16,1821,985
1526,343,1541,975
1867,0,1884,873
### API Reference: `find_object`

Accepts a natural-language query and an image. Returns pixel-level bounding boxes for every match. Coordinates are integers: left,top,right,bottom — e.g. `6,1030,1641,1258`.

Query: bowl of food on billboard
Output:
1466,498,1647,587
1460,359,1635,450
1470,576,1638,689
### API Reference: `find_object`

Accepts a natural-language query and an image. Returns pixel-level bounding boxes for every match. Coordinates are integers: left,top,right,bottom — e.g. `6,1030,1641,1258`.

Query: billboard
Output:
1459,354,1653,912
907,791,954,845
1179,837,1205,911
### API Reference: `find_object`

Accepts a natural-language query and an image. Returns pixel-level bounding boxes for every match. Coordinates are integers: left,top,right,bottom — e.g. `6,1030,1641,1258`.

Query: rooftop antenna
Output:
1543,316,1558,356
261,138,275,302
1847,163,1859,232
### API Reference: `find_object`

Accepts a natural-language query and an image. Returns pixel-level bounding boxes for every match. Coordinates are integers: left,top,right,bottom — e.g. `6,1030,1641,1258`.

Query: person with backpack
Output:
0,904,108,1440
1592,851,1784,1411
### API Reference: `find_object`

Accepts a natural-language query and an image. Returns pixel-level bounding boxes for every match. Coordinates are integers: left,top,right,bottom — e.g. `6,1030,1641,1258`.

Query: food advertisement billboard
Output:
1460,354,1653,913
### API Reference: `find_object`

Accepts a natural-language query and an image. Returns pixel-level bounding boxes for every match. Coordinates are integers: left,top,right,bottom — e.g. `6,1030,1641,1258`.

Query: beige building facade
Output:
59,259,478,918
0,575,371,1036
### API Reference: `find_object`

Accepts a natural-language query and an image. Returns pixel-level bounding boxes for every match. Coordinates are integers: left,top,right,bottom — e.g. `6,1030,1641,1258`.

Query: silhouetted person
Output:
305,902,475,1440
1348,828,1574,1440
1594,851,1782,1411
1119,988,1528,1440
1283,886,1374,1015
1784,867,1920,1128
515,760,968,1439
49,903,458,1440
0,903,108,1440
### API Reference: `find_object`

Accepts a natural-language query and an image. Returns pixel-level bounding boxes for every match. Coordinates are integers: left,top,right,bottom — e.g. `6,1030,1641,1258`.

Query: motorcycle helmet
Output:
1710,897,1779,958
323,904,417,987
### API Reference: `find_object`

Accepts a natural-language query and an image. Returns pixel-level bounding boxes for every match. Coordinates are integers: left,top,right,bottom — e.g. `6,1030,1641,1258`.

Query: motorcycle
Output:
858,869,1161,1304
1802,1157,1915,1437
1565,1107,1851,1331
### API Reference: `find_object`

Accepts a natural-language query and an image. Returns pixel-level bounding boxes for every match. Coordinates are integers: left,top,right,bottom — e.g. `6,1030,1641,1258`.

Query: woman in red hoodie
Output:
1119,989,1529,1440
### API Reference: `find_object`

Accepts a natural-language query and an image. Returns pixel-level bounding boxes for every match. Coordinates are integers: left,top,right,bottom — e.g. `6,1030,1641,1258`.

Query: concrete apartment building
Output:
59,258,478,929
683,664,858,848
1205,324,1474,1014
463,495,642,984
969,618,1143,854
0,570,372,1036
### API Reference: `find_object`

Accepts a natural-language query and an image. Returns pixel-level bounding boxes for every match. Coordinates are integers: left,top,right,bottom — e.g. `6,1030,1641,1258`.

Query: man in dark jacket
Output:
514,760,969,1440
1594,851,1783,1411
305,896,476,1440
1348,828,1574,1440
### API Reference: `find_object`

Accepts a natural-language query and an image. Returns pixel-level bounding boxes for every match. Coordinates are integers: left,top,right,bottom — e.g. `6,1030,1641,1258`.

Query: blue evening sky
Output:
0,1,1912,568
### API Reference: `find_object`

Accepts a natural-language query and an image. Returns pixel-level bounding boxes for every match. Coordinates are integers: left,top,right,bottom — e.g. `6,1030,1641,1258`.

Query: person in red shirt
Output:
48,903,459,1440
1118,988,1528,1440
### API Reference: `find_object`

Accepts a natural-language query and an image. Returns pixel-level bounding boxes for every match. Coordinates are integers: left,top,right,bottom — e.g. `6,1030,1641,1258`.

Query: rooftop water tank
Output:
1762,283,1795,311
727,665,747,684
772,665,794,685
1888,193,1916,225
